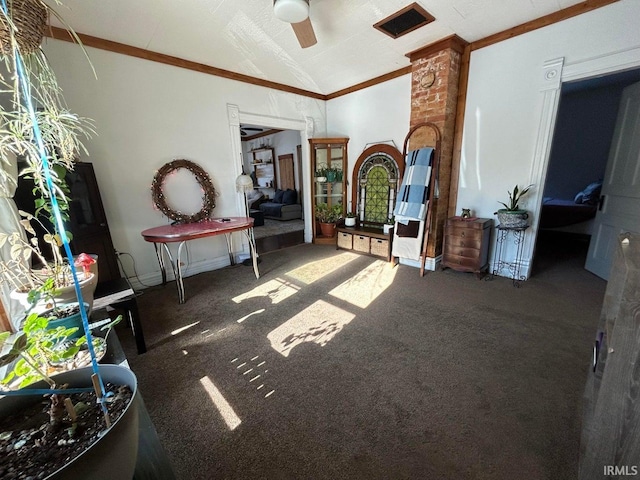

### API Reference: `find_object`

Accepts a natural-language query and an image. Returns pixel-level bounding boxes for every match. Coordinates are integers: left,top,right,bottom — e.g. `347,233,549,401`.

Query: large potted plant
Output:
315,203,343,237
494,184,533,228
0,315,139,480
0,0,96,322
0,4,139,478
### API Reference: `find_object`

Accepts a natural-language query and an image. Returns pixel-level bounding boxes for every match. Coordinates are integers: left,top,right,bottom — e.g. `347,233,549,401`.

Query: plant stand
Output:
491,224,529,287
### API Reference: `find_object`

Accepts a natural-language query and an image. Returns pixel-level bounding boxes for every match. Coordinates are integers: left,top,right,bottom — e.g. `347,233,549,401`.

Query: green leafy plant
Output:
346,211,356,218
315,203,343,223
496,184,534,211
0,313,121,390
315,167,328,178
0,0,95,299
0,312,120,433
385,215,395,224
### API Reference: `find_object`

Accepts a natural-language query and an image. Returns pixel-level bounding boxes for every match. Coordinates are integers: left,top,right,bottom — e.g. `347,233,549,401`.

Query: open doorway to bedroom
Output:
531,67,640,277
240,125,305,254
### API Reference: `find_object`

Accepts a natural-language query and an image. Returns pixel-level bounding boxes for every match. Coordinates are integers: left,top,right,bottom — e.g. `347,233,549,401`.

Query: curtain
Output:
0,154,27,331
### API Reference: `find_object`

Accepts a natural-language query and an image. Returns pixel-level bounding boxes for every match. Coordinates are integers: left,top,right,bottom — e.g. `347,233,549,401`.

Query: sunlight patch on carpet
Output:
199,376,242,430
329,259,397,308
171,321,200,335
267,300,355,357
237,309,266,323
286,252,359,284
232,278,300,305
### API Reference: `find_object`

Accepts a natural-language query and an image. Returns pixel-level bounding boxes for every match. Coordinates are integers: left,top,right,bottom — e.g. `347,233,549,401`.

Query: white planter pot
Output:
495,209,529,228
345,217,356,227
383,224,393,235
0,364,139,480
10,272,96,313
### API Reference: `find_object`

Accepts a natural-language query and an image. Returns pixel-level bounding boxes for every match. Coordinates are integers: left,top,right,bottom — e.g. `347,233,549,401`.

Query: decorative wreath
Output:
151,159,217,223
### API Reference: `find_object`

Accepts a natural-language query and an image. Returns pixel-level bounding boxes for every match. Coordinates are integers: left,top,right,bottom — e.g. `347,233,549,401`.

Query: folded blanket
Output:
393,147,434,223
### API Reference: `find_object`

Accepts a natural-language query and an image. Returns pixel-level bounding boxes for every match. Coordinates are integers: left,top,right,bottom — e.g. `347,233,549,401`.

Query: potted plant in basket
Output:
494,184,534,228
315,203,343,237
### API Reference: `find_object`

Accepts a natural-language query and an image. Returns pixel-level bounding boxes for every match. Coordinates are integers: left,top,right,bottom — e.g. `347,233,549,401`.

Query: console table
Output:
141,217,258,304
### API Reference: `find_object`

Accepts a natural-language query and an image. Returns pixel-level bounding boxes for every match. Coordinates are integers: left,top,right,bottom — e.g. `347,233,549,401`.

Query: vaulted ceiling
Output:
48,0,597,95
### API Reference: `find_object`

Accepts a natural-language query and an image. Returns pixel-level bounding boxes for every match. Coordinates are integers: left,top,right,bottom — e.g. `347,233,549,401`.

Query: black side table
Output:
94,278,146,354
492,224,530,287
98,323,175,479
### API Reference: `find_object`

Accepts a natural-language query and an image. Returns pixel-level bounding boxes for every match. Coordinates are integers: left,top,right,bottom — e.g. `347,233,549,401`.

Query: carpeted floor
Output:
117,238,606,480
253,218,305,239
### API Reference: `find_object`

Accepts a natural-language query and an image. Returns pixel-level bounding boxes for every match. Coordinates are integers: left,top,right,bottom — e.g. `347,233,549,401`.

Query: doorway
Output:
239,125,305,254
532,68,640,277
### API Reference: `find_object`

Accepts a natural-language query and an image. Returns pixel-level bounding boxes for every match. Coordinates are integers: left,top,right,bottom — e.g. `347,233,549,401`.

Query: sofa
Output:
259,188,302,221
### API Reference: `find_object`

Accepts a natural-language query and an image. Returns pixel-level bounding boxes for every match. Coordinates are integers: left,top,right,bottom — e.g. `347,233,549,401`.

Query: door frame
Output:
227,105,314,243
524,46,640,278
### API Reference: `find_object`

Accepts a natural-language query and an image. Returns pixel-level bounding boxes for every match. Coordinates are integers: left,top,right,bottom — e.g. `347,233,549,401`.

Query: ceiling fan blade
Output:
291,17,317,48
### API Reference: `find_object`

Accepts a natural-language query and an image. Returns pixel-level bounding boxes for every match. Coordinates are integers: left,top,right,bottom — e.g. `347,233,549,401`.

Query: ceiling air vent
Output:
374,2,435,39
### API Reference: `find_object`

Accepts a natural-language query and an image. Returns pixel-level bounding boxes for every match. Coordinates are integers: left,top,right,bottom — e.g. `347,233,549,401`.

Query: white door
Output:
585,81,640,280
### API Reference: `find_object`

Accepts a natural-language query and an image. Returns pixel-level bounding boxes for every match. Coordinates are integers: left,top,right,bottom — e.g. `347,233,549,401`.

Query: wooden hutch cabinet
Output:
310,138,348,244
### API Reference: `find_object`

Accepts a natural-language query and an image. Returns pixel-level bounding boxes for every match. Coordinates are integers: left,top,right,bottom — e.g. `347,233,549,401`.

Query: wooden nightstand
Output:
441,217,493,278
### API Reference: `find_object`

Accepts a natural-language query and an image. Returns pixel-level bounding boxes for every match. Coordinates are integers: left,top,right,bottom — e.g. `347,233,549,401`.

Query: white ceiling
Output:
48,0,587,95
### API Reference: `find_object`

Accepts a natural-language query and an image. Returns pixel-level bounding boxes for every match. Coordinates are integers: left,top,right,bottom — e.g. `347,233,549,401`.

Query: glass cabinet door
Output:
310,138,348,244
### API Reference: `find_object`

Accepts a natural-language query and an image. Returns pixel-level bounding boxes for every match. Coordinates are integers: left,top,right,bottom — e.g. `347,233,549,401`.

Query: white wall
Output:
458,0,640,277
326,75,411,210
41,0,640,286
43,40,326,287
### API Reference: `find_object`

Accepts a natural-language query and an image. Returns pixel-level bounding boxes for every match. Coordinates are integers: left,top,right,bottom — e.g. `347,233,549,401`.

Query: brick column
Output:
406,35,466,260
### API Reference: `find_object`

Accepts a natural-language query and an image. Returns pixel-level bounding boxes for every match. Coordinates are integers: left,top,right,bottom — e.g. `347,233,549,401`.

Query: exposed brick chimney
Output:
406,35,467,260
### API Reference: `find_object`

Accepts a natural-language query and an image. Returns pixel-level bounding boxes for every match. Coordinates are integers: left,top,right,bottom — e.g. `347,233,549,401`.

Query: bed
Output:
540,198,597,229
539,180,601,233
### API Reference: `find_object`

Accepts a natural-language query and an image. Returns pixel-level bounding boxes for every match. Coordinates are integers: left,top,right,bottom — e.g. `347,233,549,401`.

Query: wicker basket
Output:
0,0,47,55
370,238,389,257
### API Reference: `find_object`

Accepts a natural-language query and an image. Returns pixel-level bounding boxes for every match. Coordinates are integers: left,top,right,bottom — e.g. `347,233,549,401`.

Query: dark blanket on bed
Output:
540,198,597,228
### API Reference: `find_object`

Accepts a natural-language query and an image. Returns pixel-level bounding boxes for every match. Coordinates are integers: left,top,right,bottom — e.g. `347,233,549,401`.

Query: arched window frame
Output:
351,144,404,226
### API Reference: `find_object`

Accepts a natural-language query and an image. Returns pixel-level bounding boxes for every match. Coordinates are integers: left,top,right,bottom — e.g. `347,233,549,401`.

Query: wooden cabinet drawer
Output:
353,235,370,253
370,238,389,257
337,232,352,249
446,226,484,240
444,243,481,259
445,235,482,250
442,253,480,271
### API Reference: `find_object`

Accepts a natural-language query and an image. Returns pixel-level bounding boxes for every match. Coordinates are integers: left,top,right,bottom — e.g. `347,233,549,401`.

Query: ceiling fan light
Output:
274,0,309,24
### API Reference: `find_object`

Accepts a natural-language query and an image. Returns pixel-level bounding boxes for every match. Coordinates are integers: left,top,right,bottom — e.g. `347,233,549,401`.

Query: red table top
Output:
141,217,254,243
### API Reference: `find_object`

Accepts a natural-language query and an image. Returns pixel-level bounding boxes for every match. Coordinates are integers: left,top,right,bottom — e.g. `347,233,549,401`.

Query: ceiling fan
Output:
273,0,317,48
240,126,264,137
